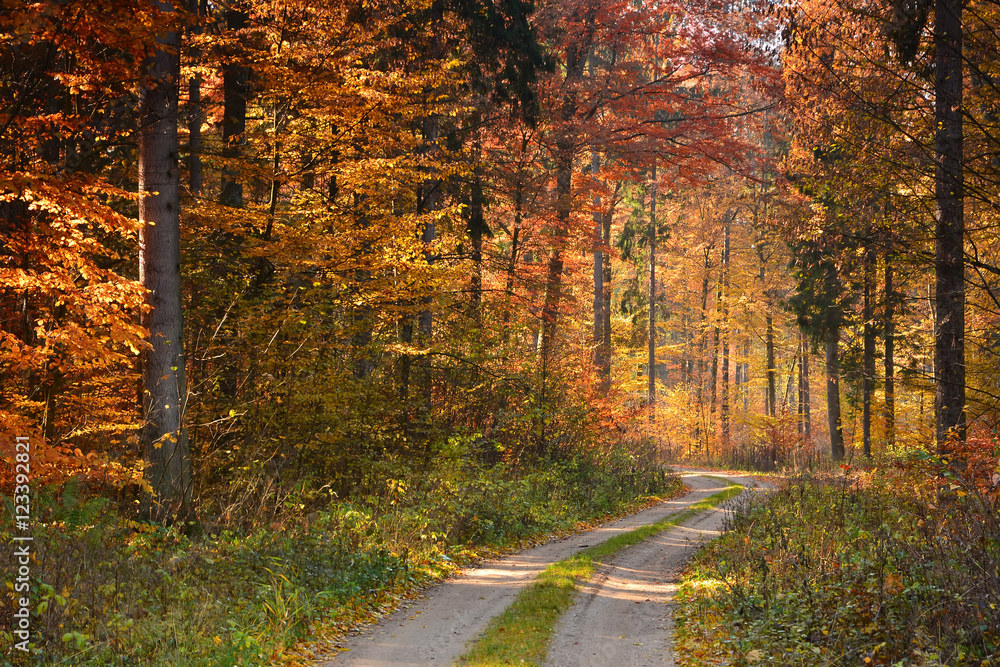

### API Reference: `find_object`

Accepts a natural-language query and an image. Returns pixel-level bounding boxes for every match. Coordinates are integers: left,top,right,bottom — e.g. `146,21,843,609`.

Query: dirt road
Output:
544,471,770,666
320,470,767,666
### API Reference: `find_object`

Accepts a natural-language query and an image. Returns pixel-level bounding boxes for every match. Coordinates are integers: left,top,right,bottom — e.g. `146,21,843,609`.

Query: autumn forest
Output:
2,0,1000,663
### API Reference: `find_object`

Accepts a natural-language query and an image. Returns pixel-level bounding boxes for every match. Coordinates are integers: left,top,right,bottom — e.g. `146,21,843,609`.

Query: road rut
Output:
543,471,770,666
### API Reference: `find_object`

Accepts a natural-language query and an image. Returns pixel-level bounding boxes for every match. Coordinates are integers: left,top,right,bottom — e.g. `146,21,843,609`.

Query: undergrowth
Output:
0,447,681,665
675,461,1000,666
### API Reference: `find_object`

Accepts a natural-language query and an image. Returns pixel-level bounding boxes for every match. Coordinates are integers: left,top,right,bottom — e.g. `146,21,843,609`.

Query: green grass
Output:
458,479,746,666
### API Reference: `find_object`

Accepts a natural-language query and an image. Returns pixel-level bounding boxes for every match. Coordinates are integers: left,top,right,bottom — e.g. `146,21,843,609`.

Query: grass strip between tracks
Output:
457,478,745,666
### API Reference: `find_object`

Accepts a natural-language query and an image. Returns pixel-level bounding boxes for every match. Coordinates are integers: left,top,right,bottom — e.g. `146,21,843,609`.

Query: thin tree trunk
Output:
139,7,191,523
186,0,204,195
696,249,711,437
592,150,605,391
416,0,443,412
766,314,776,418
264,105,281,240
539,139,571,368
399,320,413,402
784,357,798,408
502,184,522,343
934,0,965,446
863,245,876,459
352,193,374,379
721,330,730,445
220,2,248,208
538,20,595,368
601,201,613,391
742,342,750,412
417,157,437,408
826,329,845,461
884,254,895,447
720,217,731,444
798,337,805,436
799,330,811,441
469,168,485,322
648,163,657,421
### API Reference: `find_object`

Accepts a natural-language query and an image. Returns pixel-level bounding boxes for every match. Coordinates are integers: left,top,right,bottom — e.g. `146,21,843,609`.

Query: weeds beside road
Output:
676,459,1000,665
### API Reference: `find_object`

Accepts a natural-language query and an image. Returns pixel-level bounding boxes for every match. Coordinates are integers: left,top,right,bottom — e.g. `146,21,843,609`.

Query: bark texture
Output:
139,13,191,522
826,330,844,461
220,2,248,208
933,0,965,446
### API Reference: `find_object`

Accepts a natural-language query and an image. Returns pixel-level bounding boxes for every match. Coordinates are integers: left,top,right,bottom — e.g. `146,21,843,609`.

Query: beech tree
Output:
931,0,965,445
139,2,191,522
0,0,149,485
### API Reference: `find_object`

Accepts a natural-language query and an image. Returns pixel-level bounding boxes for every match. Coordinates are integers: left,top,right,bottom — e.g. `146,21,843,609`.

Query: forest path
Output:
543,470,771,666
319,470,767,667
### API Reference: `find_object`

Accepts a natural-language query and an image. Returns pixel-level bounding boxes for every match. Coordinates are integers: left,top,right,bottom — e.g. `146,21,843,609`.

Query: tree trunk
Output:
417,148,437,407
592,151,606,392
468,167,485,322
139,8,191,523
720,217,731,444
352,193,374,379
264,103,281,240
742,343,750,412
220,2,248,208
934,0,965,447
648,163,657,420
766,314,776,418
799,330,811,441
733,335,741,407
539,139,571,368
601,200,613,391
537,22,595,368
186,0,204,195
863,246,876,459
721,328,730,445
399,320,413,402
884,254,895,447
695,249,711,437
826,330,845,461
502,184,522,343
416,0,443,412
784,357,798,409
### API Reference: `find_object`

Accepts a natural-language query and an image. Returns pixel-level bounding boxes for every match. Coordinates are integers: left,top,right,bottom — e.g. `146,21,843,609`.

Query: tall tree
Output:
884,252,895,446
862,244,876,458
933,0,965,446
789,237,852,461
220,0,248,208
720,215,731,444
648,162,658,420
536,1,596,367
139,1,191,522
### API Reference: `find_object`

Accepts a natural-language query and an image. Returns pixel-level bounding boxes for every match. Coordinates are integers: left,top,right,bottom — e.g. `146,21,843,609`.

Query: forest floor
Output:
316,470,771,666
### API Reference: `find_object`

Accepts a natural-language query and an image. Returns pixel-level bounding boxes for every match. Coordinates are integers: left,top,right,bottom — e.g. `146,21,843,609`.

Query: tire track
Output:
542,471,771,667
